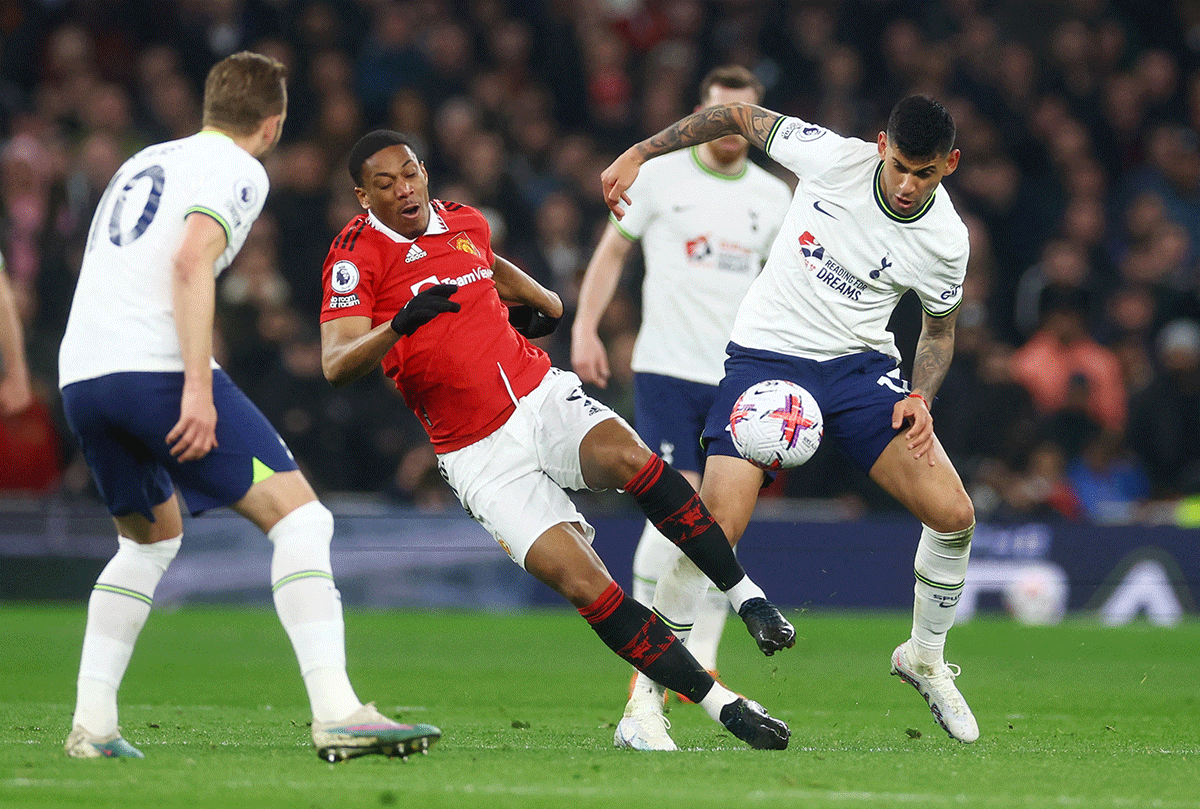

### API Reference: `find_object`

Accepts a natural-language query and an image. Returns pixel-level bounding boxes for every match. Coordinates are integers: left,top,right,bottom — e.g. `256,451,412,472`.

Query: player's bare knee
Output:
928,496,975,536
582,424,652,489
610,442,653,486
532,557,600,607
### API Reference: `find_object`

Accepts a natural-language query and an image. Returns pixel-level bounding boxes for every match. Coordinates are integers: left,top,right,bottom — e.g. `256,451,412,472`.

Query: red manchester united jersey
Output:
320,201,551,451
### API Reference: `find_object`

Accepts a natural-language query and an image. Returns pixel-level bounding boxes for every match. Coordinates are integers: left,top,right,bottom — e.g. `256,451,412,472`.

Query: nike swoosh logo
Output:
813,200,837,218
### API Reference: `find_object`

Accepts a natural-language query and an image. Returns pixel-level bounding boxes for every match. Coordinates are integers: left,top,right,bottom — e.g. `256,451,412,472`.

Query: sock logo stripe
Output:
651,608,693,634
271,570,334,593
914,570,965,590
93,583,153,606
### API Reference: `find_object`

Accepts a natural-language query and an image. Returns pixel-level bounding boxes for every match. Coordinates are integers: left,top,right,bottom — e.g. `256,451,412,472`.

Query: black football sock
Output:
578,582,714,704
624,454,746,592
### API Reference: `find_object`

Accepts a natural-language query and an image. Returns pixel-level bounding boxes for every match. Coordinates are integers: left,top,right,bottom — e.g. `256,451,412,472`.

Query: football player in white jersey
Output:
572,66,791,746
58,52,440,762
601,95,981,744
0,251,33,416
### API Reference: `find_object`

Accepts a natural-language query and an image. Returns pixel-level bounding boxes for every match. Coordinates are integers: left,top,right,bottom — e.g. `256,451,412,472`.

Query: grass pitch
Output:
1,605,1197,809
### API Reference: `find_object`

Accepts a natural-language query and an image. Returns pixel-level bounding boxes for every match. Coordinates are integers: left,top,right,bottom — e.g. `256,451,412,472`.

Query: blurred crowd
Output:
3,0,1200,525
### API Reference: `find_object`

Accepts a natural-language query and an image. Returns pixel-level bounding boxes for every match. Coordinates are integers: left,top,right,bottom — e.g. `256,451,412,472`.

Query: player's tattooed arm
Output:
911,307,957,401
635,102,780,160
603,103,781,217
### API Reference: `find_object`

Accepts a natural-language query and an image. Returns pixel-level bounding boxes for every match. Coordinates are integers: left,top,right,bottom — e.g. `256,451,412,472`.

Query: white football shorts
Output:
436,367,627,568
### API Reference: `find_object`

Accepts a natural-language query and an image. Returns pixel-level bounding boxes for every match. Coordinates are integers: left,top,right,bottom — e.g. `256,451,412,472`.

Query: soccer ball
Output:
729,380,823,470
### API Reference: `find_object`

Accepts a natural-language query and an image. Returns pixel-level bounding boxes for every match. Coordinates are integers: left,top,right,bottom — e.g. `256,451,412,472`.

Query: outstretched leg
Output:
525,523,789,751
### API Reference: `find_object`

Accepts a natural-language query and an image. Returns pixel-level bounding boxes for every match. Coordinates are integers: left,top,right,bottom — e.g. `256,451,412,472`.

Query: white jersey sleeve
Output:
59,132,269,386
184,141,268,273
763,117,864,182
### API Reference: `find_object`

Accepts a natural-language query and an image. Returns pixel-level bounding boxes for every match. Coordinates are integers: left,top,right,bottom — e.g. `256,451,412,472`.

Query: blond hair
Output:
202,51,287,136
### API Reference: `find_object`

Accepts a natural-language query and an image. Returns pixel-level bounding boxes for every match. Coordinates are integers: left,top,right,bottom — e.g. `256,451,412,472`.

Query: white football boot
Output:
311,702,441,762
64,725,144,759
890,640,979,743
614,701,678,751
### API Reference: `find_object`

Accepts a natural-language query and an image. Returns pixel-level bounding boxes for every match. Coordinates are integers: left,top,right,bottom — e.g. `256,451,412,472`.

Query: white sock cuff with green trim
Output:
914,522,974,589
96,535,181,603
267,500,334,547
115,534,181,574
268,501,334,587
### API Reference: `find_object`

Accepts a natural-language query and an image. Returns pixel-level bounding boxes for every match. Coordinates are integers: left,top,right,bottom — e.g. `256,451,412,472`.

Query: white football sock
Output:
723,575,766,612
698,682,739,723
687,586,730,672
631,520,675,606
633,520,731,672
268,501,360,722
911,523,974,666
74,534,181,736
651,552,710,640
628,671,666,710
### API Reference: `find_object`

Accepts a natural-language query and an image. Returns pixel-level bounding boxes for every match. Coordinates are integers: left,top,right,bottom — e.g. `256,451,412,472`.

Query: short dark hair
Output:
348,130,417,185
202,51,287,137
699,65,765,105
886,95,955,160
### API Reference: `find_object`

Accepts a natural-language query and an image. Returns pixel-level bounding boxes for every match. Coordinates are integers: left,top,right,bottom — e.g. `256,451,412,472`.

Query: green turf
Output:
1,605,1197,809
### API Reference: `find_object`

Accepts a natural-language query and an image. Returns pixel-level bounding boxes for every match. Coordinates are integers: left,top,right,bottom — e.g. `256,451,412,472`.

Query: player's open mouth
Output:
401,203,422,218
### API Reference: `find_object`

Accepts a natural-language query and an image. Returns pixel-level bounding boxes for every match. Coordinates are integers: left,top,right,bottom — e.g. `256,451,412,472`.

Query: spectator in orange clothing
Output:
1011,285,1127,433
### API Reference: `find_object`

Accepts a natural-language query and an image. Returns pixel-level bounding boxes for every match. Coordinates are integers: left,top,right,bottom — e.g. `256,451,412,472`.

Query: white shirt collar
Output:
366,204,448,242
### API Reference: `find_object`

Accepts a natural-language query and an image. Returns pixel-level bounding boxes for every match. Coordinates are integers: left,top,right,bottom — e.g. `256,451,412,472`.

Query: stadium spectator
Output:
1,0,1198,520
0,250,32,418
1011,285,1128,433
1065,426,1150,524
1129,318,1200,497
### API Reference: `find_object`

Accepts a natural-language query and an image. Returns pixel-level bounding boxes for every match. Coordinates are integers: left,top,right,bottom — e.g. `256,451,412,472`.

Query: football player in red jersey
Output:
319,131,793,751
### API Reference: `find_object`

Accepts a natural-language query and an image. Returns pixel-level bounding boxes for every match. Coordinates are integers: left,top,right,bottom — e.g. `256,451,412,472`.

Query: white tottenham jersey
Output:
614,147,791,385
59,131,268,387
729,117,969,364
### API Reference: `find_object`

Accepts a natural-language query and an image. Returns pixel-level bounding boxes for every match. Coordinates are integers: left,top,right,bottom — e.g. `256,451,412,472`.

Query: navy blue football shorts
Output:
702,343,910,474
62,369,299,520
633,372,718,475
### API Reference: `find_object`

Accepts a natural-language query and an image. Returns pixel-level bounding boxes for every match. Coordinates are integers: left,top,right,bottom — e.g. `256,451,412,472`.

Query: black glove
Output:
391,284,460,336
508,305,561,339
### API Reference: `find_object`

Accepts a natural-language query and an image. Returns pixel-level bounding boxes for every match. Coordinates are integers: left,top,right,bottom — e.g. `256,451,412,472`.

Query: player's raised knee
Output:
580,420,653,489
930,496,974,536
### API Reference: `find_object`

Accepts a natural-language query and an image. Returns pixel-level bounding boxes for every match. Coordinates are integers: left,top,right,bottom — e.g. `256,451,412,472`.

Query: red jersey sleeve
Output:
320,215,378,323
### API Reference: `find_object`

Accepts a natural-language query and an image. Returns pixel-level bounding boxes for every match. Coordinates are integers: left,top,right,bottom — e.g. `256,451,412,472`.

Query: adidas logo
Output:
405,244,427,263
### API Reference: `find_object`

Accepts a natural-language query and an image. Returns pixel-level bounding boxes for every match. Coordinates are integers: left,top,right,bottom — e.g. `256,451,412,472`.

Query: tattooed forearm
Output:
911,310,957,399
634,103,780,161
